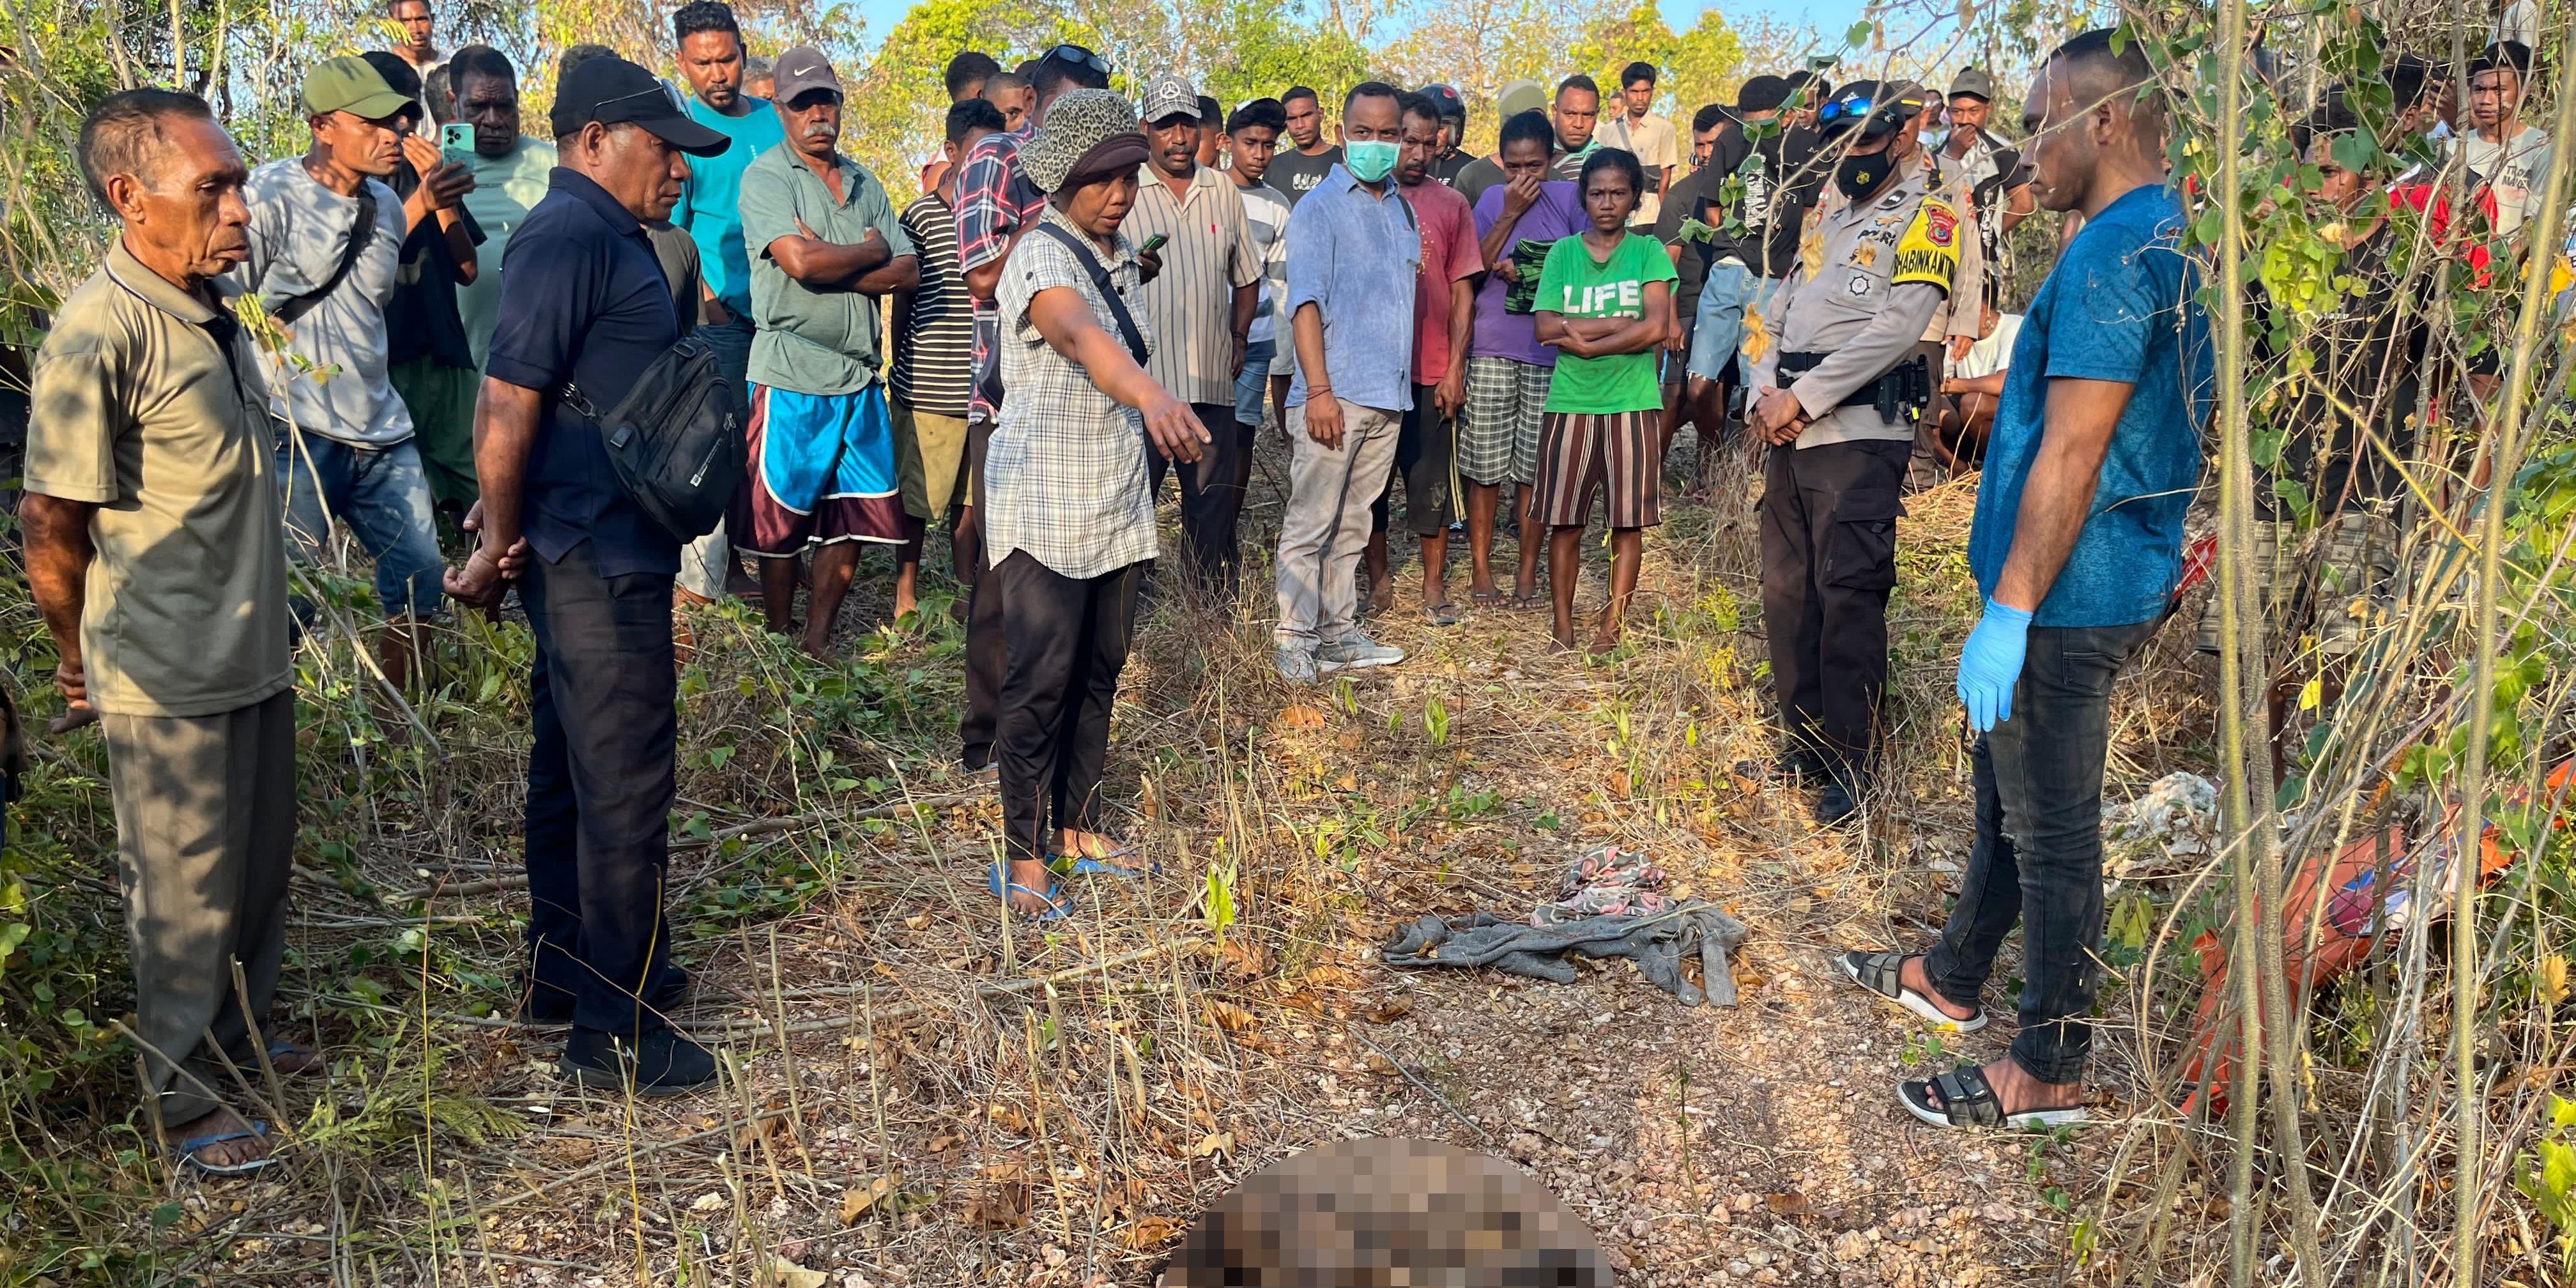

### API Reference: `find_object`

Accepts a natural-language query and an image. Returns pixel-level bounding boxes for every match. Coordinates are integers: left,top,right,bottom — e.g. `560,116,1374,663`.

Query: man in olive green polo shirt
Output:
732,47,921,655
22,89,309,1176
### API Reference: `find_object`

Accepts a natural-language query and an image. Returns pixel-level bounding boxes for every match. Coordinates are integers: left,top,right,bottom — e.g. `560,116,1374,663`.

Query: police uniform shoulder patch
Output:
1891,195,1959,293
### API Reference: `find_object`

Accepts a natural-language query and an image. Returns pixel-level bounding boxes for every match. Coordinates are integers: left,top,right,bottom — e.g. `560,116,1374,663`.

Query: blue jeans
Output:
278,433,446,617
1235,337,1276,431
1687,261,1757,383
1924,618,2161,1084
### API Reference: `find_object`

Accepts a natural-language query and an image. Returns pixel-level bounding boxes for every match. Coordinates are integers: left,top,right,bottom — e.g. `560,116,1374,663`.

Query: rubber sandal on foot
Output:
1838,950,1987,1032
987,863,1071,920
176,1120,276,1176
1899,1064,2089,1130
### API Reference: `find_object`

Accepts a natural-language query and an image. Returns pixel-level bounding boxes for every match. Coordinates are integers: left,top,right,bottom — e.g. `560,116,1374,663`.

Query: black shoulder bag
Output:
270,184,378,326
559,330,748,543
975,220,1151,410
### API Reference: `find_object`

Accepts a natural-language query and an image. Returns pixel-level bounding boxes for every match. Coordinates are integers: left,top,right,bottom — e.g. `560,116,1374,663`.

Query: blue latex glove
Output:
1956,599,2035,733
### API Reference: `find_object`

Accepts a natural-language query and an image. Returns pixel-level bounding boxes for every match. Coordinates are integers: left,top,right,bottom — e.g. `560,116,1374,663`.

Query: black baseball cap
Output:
1816,79,1928,139
549,53,731,155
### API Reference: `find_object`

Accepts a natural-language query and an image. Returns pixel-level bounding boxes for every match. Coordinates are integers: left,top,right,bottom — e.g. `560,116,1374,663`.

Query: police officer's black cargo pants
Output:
1759,437,1912,780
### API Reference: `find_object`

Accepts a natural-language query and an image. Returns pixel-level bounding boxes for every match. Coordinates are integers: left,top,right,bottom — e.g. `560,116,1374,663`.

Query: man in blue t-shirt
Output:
1835,30,2211,1133
668,0,784,604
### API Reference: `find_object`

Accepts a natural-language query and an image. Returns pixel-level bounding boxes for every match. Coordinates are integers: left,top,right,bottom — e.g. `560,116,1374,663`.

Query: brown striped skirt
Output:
1534,409,1663,530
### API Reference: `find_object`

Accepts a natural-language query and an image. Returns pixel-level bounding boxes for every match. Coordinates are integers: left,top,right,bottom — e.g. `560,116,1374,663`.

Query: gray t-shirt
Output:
2456,126,2556,234
235,158,412,447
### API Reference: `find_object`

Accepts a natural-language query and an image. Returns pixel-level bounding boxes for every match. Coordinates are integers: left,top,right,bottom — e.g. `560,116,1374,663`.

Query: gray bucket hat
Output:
1022,87,1144,194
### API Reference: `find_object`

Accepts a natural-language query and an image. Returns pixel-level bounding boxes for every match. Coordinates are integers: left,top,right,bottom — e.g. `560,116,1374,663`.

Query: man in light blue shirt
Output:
1273,82,1418,681
668,0,782,602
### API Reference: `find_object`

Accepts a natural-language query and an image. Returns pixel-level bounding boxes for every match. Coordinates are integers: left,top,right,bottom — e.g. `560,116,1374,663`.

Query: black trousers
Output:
1370,385,1456,537
1759,436,1911,776
1147,402,1252,593
961,416,1002,770
1926,618,2159,1083
521,540,681,1036
993,551,1144,866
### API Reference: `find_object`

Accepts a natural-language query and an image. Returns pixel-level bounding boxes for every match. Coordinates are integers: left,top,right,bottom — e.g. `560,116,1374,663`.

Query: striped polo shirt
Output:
892,191,974,419
1126,163,1262,406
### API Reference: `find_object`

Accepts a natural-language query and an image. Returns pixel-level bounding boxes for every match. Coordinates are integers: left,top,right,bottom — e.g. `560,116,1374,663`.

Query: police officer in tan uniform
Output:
1744,80,1959,824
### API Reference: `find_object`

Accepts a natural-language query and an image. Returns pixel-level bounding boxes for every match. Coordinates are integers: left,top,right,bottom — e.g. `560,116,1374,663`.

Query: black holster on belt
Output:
1777,351,1933,425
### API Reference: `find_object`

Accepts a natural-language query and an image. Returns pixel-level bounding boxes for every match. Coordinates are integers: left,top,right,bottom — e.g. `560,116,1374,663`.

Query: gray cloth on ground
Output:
1381,901,1749,1007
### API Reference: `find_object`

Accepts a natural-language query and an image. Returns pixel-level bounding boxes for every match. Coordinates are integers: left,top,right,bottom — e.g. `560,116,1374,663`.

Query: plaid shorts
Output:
1456,356,1554,485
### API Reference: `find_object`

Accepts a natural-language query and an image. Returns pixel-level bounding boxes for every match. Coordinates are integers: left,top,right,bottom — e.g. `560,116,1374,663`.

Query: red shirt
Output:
1404,178,1484,386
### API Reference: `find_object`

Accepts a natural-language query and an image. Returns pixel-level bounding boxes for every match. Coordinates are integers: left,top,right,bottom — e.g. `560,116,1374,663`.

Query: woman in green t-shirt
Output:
1531,148,1678,653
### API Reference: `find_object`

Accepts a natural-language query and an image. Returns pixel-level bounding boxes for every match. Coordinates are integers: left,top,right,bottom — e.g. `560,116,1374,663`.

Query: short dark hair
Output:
1690,102,1728,133
1345,80,1402,116
2387,54,2439,109
984,70,1026,98
946,96,1006,144
1498,107,1554,153
1399,91,1441,128
360,49,424,112
387,0,428,14
1621,61,1657,89
1030,49,1109,98
448,43,516,95
1226,97,1287,135
1785,71,1830,104
424,65,456,123
77,86,216,206
1198,95,1221,125
1284,85,1321,107
2048,28,2162,128
2470,40,2531,79
671,1,740,46
1736,73,1790,112
945,51,1000,98
558,43,618,81
1578,145,1644,201
2290,97,2363,155
1557,73,1599,102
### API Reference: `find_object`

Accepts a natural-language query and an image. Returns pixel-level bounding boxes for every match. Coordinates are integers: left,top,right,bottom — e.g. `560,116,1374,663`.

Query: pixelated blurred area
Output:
1163,1136,1611,1287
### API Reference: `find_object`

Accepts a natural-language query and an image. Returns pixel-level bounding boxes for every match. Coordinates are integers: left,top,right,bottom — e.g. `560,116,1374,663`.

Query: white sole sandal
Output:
1837,950,1988,1032
1899,1064,2090,1130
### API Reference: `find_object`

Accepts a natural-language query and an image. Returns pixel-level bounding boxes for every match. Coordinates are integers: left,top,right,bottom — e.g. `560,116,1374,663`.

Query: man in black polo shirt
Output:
445,54,730,1094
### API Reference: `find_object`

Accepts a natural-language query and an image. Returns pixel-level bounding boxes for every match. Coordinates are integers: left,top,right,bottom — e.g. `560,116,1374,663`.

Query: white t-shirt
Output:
2456,126,2556,233
2496,0,2540,50
1237,178,1291,348
234,158,413,447
1953,312,2023,382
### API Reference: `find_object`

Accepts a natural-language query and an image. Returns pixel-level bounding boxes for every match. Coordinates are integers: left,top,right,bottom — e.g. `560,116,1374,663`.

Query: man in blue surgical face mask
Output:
1271,82,1420,684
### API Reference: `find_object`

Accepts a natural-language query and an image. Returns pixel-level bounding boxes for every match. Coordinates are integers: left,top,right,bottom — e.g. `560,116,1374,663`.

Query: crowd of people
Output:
17,0,2571,1168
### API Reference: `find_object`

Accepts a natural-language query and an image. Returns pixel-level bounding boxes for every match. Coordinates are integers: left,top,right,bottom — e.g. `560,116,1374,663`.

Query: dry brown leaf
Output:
1200,998,1258,1032
839,1174,899,1226
1360,996,1412,1023
1278,703,1328,730
985,1101,1032,1133
1190,1131,1234,1158
965,1184,1032,1230
755,1256,828,1288
1120,1215,1183,1250
903,914,930,931
1301,963,1364,990
927,1129,960,1153
1765,1191,1810,1216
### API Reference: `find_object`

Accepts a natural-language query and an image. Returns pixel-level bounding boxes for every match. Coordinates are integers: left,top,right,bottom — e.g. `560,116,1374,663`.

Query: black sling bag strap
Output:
976,220,1151,410
271,183,378,326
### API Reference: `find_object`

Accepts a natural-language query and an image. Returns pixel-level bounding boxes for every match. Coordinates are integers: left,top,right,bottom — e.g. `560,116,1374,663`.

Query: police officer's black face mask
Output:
1834,146,1891,201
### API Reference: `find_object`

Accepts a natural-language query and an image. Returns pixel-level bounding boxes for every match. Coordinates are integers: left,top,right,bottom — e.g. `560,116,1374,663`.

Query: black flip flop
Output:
1899,1064,2089,1130
1837,950,1986,1032
1420,601,1460,627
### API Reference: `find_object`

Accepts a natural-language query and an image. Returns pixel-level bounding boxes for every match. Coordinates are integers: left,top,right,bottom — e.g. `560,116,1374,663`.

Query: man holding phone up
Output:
1126,75,1263,594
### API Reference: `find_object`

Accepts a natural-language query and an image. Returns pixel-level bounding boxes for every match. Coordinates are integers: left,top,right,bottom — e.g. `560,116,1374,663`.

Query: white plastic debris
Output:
2103,771,2220,879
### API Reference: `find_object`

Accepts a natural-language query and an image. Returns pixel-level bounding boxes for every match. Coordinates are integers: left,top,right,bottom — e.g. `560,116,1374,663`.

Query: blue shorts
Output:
277,433,446,618
1687,261,1758,384
1235,337,1276,431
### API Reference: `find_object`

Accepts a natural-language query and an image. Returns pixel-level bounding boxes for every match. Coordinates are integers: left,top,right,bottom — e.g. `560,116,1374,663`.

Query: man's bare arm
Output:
769,226,892,290
852,253,920,296
22,492,100,725
1991,376,2133,611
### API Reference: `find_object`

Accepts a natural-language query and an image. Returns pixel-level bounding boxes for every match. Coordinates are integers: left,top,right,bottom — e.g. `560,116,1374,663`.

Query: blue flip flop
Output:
1050,854,1160,878
176,1119,276,1176
988,862,1072,920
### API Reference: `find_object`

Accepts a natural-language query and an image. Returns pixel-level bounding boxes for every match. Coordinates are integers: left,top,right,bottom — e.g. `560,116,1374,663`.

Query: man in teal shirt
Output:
668,0,783,602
